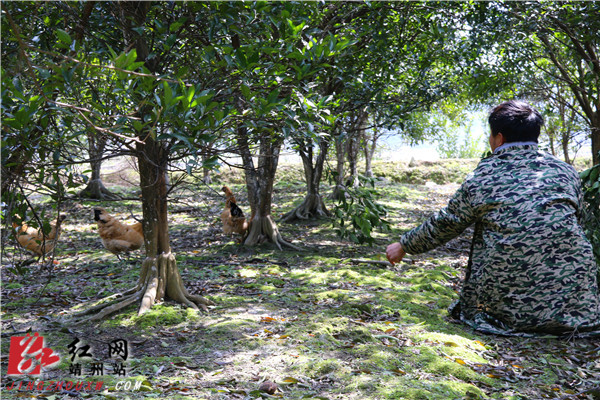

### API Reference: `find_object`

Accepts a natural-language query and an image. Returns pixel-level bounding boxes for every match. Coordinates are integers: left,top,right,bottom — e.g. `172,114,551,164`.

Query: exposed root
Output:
78,179,120,200
85,290,145,322
280,194,330,223
71,285,143,318
71,253,213,324
163,252,212,311
138,277,158,315
244,215,302,251
279,238,302,251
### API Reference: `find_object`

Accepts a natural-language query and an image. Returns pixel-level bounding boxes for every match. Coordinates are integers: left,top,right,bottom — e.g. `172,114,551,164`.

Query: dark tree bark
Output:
331,110,369,200
548,129,557,156
73,2,117,200
591,126,600,165
346,134,360,188
330,132,347,201
135,134,211,314
362,116,380,179
346,109,368,188
202,165,212,185
236,126,300,250
280,135,331,222
201,144,215,185
363,141,375,178
559,101,572,165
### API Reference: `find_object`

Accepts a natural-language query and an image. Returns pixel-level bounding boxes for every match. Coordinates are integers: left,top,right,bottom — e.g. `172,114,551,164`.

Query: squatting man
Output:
386,100,600,336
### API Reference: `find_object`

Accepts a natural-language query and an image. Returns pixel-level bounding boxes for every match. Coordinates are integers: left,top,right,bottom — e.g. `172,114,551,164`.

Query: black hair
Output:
488,100,544,143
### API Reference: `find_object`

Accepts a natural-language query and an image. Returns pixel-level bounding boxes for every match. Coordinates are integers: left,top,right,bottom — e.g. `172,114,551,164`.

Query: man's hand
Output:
386,242,406,266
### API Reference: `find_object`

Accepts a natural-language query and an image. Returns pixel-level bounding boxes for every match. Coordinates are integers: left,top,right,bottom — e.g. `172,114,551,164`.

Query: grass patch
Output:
133,305,201,329
372,159,478,185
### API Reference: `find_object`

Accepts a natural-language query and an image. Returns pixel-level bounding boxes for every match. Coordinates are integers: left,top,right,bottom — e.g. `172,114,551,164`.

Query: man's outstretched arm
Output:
398,182,478,256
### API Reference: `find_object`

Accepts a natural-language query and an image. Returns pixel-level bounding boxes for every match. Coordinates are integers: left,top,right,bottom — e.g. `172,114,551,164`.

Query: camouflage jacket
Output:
400,144,600,336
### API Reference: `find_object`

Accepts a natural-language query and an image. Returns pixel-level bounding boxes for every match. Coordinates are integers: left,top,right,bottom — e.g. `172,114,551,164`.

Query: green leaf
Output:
590,168,599,184
266,88,280,105
580,169,591,180
186,86,196,104
128,61,145,71
163,81,173,107
124,49,138,69
240,84,251,100
164,34,177,50
235,49,247,69
133,120,143,132
202,156,219,169
56,29,72,45
170,21,184,32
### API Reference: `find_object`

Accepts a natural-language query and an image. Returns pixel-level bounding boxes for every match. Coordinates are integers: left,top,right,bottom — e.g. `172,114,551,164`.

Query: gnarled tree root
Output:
78,179,121,200
244,215,301,251
279,194,330,223
70,253,213,324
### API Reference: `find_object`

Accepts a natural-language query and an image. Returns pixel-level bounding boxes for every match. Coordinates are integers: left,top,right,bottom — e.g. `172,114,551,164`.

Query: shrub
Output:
331,175,390,244
580,163,600,268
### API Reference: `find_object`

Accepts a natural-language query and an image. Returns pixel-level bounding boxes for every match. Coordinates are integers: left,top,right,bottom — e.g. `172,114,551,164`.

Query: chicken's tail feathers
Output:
93,208,105,221
230,202,245,218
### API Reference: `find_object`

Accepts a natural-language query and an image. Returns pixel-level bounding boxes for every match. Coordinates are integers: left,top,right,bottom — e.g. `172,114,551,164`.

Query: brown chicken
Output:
94,208,144,259
13,214,67,257
221,186,249,237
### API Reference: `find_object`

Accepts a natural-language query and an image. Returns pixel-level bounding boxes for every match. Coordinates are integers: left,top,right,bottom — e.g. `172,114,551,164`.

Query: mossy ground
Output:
1,161,598,400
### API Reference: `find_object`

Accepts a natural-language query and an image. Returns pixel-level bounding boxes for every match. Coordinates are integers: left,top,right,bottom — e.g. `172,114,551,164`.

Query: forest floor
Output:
1,160,599,400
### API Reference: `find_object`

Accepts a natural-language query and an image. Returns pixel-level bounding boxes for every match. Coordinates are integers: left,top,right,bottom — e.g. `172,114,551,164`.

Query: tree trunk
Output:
346,109,368,188
236,127,300,250
73,130,213,323
363,123,378,178
346,110,369,187
548,129,556,156
559,103,572,164
281,136,331,222
363,146,373,178
202,167,212,184
346,133,360,188
201,143,215,184
535,30,599,165
79,132,118,199
592,125,600,165
330,133,347,201
135,137,212,314
73,1,213,322
561,135,571,165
